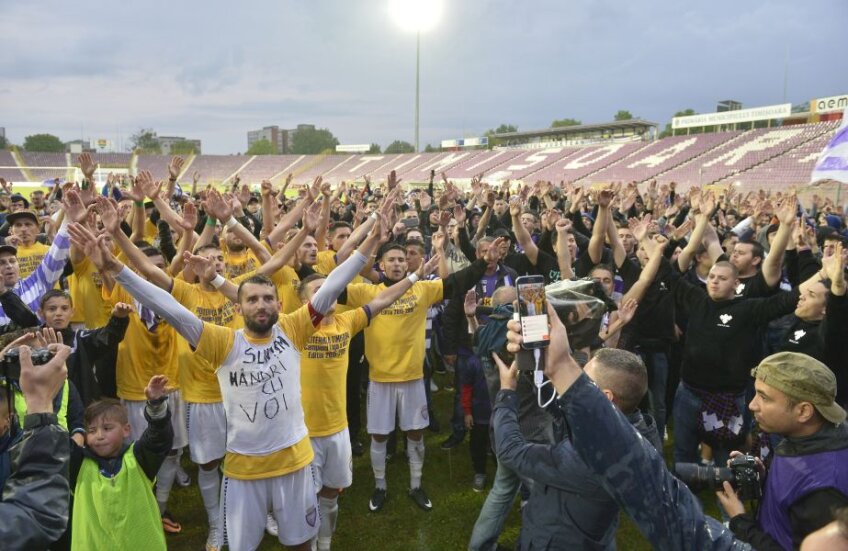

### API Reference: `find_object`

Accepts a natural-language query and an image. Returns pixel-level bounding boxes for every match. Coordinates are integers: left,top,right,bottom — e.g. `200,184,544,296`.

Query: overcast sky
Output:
2,0,847,154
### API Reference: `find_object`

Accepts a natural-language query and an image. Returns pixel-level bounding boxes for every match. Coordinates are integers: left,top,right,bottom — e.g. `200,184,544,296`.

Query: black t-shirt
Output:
573,247,613,278
618,256,677,345
505,250,561,284
735,270,778,299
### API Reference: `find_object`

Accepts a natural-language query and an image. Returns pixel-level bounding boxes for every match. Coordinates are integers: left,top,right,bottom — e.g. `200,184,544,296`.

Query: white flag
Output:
811,110,848,183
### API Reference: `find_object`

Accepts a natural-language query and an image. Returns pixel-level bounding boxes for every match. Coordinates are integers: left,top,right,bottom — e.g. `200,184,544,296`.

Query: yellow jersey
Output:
171,278,242,403
345,281,443,382
301,308,368,436
68,257,111,328
223,249,260,280
105,284,181,401
193,305,318,480
16,242,50,279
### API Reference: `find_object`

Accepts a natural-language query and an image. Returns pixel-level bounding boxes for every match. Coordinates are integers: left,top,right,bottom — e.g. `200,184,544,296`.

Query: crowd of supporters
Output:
0,153,847,550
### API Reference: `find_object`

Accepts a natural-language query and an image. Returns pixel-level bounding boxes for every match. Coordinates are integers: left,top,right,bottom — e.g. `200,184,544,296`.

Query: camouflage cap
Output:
751,352,846,425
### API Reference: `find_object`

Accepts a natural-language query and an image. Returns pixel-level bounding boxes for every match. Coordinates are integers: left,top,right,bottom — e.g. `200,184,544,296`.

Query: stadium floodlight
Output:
390,0,443,152
389,0,443,33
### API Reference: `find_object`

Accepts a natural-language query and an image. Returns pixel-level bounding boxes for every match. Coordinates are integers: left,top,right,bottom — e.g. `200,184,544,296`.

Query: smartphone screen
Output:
517,276,550,348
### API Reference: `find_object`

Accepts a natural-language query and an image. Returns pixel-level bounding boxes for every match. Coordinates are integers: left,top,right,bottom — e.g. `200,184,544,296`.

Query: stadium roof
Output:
492,119,660,139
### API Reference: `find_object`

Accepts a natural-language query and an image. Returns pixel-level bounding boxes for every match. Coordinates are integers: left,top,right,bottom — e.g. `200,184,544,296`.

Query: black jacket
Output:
1,413,70,551
55,316,129,405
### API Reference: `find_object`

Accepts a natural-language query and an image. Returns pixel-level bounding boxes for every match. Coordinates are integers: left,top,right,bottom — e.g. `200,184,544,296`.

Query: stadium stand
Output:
19,151,70,182
181,155,251,185
519,141,648,183
715,122,841,191
584,132,741,184
0,151,26,182
135,154,175,181
3,121,839,190
656,123,835,189
234,154,305,185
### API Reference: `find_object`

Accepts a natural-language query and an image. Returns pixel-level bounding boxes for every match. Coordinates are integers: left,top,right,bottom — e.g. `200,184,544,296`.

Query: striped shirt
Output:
0,224,71,325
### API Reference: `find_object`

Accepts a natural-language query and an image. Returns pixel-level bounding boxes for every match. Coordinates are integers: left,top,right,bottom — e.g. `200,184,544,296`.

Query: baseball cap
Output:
6,210,39,226
0,244,17,257
492,228,513,241
751,352,846,425
9,194,30,208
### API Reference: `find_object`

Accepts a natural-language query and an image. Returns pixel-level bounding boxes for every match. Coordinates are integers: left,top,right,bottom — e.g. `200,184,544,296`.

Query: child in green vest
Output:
70,375,173,551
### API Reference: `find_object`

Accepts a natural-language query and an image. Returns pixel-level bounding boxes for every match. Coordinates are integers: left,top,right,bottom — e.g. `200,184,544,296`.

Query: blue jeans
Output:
468,460,525,551
638,350,669,442
672,382,747,470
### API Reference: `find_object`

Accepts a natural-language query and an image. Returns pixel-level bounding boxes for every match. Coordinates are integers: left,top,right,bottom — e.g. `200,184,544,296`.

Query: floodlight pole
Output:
415,31,421,153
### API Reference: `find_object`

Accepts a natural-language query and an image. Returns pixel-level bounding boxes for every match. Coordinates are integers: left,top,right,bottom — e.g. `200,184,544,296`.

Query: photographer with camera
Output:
716,352,848,550
1,343,73,550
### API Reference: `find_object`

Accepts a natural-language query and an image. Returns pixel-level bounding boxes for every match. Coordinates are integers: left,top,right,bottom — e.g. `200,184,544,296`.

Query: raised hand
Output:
700,190,716,215
417,253,441,278
225,192,245,217
453,205,467,225
145,375,170,401
671,218,694,241
260,179,276,198
508,196,522,217
18,344,72,415
419,192,432,210
431,230,446,252
554,218,573,234
203,189,233,221
137,170,163,200
823,242,845,284
485,237,507,265
62,189,92,223
34,327,64,349
78,153,97,182
302,200,322,233
776,196,798,225
111,302,135,318
68,224,122,273
192,171,201,185
463,289,477,317
168,157,184,180
437,209,452,227
95,196,121,234
121,176,146,203
617,298,638,325
597,189,614,209
183,251,218,283
236,184,252,206
631,214,652,242
179,201,198,232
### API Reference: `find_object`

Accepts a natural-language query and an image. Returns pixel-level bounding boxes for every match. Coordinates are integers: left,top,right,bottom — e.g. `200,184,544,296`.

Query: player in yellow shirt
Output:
297,251,439,551
5,210,50,279
339,237,503,512
97,194,242,551
70,213,385,551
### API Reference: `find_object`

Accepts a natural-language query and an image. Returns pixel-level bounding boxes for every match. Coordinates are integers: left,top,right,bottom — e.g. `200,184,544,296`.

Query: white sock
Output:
198,466,221,533
317,495,339,550
156,453,179,514
371,438,387,490
408,437,425,489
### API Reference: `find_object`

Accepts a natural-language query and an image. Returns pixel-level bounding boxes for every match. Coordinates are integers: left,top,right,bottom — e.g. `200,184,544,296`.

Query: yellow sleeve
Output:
194,322,236,369
170,278,199,311
420,280,444,306
342,308,369,335
345,283,379,308
278,304,318,351
234,267,285,287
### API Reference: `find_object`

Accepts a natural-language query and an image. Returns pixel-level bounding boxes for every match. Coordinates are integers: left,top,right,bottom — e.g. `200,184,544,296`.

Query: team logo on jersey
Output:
718,314,733,326
793,329,806,342
305,505,318,527
735,283,746,295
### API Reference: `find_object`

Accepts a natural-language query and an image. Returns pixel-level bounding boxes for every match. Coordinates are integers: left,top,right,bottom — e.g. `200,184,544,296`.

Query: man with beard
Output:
69,209,382,551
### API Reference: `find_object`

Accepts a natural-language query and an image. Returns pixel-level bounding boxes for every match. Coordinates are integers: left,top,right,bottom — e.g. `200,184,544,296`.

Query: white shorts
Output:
124,390,188,450
367,379,429,435
310,428,353,491
186,401,227,465
221,466,319,550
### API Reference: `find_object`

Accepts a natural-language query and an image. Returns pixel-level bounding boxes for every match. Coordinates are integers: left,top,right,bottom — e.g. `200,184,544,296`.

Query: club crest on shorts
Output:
420,405,429,422
305,505,318,527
